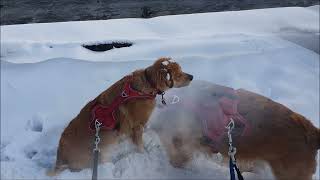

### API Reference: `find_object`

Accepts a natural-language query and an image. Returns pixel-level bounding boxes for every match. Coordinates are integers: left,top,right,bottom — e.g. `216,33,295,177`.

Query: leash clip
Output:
226,118,235,131
121,91,128,98
161,92,167,105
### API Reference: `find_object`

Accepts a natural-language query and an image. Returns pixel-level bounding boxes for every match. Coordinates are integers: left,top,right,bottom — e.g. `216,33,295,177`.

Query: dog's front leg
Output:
132,124,144,153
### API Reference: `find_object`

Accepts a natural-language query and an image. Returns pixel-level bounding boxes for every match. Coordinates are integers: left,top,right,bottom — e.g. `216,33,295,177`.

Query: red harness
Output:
89,77,156,131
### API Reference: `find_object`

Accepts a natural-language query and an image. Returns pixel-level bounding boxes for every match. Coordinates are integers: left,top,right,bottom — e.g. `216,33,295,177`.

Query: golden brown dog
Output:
49,57,193,175
152,81,319,180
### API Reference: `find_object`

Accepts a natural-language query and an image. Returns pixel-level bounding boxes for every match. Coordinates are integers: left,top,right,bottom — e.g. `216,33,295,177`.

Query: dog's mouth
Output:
174,80,192,88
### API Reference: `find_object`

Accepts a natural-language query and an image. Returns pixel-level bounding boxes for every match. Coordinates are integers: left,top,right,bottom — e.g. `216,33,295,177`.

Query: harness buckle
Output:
161,92,167,105
226,118,235,130
121,91,128,97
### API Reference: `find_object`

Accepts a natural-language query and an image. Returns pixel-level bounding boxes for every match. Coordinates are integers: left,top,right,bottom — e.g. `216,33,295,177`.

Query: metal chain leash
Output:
94,119,102,152
92,119,102,180
226,118,244,180
161,92,167,105
226,118,236,163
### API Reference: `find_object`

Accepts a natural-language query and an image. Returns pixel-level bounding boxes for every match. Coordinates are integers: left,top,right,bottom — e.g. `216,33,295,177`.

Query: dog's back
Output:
152,81,319,180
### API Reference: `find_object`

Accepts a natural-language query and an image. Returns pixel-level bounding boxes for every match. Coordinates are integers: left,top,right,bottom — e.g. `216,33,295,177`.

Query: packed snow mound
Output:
1,6,319,63
1,5,319,180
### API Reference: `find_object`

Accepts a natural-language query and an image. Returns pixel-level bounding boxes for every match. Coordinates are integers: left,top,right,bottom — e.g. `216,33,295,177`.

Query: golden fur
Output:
48,57,193,175
153,81,319,180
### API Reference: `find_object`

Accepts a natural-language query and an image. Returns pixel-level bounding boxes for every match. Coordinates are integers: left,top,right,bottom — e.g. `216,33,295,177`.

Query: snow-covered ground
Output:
1,6,319,180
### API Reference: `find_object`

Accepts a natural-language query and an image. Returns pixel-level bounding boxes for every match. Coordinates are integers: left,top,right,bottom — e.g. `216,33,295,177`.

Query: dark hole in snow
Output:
26,150,38,159
82,42,132,52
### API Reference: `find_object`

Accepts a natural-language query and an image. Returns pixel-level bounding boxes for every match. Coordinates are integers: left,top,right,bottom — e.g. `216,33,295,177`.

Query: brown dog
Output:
152,81,319,180
49,57,193,175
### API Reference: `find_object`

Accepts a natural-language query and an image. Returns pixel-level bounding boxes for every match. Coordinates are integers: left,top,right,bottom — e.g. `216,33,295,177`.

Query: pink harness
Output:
201,95,250,148
179,86,251,151
89,76,156,131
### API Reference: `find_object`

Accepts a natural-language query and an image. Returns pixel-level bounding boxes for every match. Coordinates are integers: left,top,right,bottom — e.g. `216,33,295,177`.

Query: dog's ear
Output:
159,68,173,88
147,57,175,90
158,68,167,84
159,68,167,77
145,65,165,90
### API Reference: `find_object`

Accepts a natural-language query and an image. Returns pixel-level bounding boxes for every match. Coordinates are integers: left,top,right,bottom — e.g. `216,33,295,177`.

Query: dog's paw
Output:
46,169,56,177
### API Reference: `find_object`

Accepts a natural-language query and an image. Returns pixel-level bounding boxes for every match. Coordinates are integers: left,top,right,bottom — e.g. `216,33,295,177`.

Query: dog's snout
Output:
187,74,193,81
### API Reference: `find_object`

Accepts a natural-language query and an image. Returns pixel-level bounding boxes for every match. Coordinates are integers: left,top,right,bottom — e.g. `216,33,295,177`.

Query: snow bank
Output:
1,6,319,63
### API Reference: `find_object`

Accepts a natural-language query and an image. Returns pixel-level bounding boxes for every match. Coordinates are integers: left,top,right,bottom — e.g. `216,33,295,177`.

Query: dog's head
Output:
146,57,193,92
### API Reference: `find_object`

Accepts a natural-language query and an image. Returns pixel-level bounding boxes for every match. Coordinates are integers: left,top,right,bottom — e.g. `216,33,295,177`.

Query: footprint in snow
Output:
25,149,38,159
25,114,45,132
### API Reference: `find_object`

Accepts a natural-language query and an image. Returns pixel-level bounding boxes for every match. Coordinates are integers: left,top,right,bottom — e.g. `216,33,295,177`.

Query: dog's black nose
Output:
187,74,193,81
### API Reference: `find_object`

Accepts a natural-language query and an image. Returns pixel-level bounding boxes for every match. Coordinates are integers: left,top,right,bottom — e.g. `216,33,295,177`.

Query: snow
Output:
1,6,319,63
162,61,169,66
1,5,319,180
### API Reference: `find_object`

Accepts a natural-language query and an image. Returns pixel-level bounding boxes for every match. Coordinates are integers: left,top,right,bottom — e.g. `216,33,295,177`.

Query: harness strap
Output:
89,76,156,131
